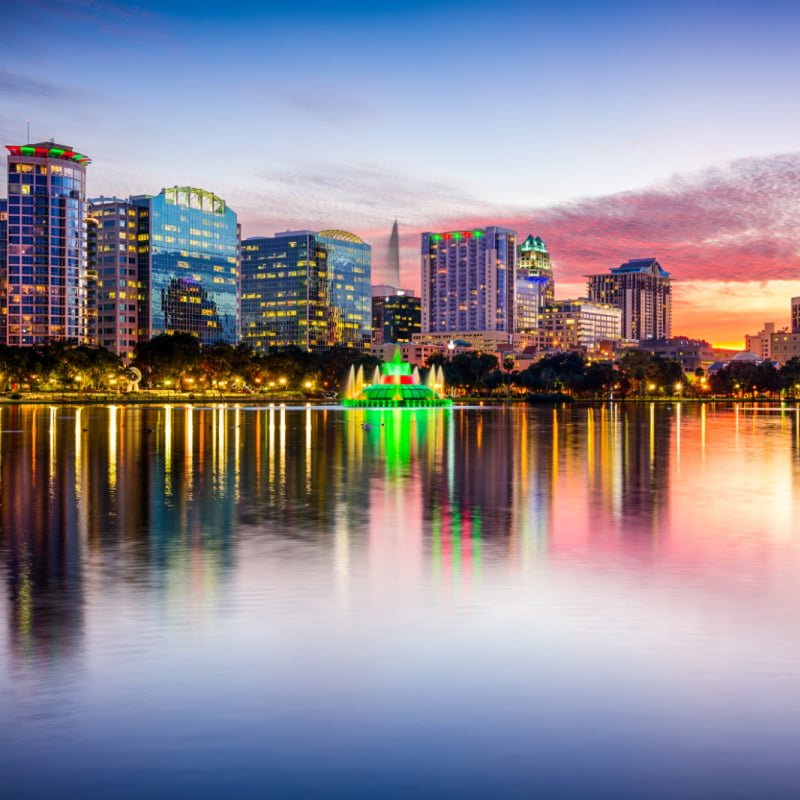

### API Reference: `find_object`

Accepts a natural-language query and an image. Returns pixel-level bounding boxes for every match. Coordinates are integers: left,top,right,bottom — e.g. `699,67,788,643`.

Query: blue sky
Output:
2,0,800,343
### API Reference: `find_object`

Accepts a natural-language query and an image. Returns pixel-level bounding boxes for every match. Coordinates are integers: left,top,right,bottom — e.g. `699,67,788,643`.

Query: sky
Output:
2,0,800,347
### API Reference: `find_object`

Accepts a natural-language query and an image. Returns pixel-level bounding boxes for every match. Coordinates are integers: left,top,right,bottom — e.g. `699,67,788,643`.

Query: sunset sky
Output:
2,0,799,347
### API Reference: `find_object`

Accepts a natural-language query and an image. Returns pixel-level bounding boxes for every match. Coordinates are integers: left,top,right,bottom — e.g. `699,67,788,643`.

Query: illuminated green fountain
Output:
343,351,451,408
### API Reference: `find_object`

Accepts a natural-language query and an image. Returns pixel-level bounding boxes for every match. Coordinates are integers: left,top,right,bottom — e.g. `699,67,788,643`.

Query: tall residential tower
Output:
587,257,672,341
421,226,516,337
3,142,91,345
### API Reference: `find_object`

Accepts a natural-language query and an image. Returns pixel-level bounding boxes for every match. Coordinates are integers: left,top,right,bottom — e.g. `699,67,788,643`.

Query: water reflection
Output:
3,401,798,657
1,402,799,797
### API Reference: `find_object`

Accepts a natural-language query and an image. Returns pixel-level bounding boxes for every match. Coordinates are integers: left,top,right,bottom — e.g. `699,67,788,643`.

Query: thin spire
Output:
387,219,400,288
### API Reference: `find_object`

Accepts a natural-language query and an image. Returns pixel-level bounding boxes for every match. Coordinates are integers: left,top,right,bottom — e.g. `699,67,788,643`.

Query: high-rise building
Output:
515,272,546,334
421,227,516,336
536,299,621,352
241,229,371,351
387,220,400,288
792,297,800,333
518,234,554,303
87,197,143,358
371,286,420,344
317,229,372,347
132,186,239,345
587,258,671,341
86,211,98,346
0,200,6,348
3,142,91,345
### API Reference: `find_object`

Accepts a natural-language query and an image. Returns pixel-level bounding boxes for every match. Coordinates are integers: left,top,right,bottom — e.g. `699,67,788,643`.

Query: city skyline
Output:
2,1,800,348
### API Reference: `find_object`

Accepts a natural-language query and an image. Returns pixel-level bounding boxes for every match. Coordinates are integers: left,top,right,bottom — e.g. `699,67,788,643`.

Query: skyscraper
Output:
87,197,143,358
132,186,239,345
387,220,400,288
587,258,671,341
518,234,554,303
421,227,516,336
317,229,372,347
241,229,371,351
3,142,91,345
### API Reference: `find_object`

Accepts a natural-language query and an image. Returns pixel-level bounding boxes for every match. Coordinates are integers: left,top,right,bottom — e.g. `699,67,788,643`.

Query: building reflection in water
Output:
2,401,799,663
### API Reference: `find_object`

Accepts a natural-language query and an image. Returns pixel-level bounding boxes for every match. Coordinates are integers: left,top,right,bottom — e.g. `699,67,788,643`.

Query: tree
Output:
134,333,202,388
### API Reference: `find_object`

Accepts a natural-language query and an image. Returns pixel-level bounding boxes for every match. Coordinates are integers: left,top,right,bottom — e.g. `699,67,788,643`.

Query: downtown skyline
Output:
2,0,800,347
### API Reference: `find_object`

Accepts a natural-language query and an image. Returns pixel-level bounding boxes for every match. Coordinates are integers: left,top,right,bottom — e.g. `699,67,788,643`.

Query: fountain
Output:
343,351,452,408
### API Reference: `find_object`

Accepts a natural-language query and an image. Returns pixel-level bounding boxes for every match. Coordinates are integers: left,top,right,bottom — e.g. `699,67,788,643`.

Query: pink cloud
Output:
417,152,800,285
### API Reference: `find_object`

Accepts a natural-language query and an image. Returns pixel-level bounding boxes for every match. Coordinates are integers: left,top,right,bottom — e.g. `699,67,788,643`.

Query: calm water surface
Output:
0,403,799,798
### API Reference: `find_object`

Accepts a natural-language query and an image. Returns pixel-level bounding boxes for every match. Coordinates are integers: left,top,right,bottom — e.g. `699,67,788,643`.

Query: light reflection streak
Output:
164,405,172,497
48,406,56,491
279,404,286,500
185,405,193,500
234,405,241,501
108,405,117,493
649,402,655,472
701,403,707,464
75,407,87,544
268,404,275,496
305,404,312,494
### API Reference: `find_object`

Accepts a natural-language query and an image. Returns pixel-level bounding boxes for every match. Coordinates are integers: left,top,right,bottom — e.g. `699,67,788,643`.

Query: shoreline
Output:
0,393,797,406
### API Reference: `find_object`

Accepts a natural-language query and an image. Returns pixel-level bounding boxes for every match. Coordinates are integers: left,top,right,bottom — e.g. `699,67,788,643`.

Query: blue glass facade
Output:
134,187,239,345
241,229,371,352
3,143,89,345
317,230,371,347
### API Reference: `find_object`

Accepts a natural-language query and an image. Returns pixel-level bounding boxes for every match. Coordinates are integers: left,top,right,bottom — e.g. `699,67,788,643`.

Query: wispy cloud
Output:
435,152,800,284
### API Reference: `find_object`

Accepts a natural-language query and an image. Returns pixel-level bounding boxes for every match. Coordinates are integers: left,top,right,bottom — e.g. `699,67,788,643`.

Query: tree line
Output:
1,335,800,398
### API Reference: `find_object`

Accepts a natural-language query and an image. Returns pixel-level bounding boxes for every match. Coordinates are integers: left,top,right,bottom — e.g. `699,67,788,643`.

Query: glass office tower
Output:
241,229,371,351
3,142,91,345
317,230,371,347
133,186,239,345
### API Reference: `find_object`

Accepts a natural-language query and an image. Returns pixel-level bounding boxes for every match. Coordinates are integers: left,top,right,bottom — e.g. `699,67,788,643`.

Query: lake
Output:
1,402,799,798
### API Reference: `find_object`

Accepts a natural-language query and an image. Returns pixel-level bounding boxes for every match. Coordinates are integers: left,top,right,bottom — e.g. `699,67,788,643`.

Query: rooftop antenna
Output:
26,120,30,144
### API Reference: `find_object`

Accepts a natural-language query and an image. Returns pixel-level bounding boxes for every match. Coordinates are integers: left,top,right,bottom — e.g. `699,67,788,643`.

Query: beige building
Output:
412,329,536,353
536,299,622,352
770,332,800,365
745,322,776,360
373,342,447,367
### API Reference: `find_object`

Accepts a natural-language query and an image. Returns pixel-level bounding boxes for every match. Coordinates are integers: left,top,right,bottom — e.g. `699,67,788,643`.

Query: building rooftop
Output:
6,143,91,165
611,258,670,278
319,229,366,244
520,234,548,253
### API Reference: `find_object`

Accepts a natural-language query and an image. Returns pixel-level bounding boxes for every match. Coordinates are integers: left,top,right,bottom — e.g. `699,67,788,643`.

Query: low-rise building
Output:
745,322,777,360
372,342,447,367
636,337,718,372
536,299,622,352
770,332,800,366
412,329,536,353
